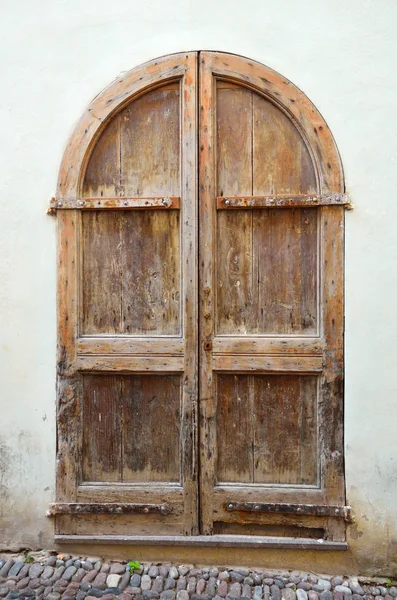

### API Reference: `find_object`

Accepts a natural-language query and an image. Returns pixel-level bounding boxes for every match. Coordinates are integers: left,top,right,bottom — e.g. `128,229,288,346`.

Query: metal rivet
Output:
254,504,260,511
297,507,302,512
57,201,63,207
335,509,339,514
143,507,149,513
268,198,275,205
225,199,231,205
123,200,128,206
228,503,233,510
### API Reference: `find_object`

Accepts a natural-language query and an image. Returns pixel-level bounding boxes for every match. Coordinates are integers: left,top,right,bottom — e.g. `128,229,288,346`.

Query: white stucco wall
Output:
1,0,396,574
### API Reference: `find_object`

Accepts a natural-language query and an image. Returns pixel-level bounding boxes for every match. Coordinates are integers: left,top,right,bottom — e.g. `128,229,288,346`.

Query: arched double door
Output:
52,52,348,545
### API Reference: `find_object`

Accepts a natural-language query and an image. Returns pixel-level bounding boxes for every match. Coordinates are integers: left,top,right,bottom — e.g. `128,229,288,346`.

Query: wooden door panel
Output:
82,374,181,484
216,374,318,486
199,51,345,541
55,53,198,537
217,207,318,335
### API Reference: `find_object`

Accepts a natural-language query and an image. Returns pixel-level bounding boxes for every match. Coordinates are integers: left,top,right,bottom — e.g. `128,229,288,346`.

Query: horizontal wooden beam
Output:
213,337,323,356
76,354,184,372
77,337,184,356
217,193,351,210
48,196,180,213
225,502,352,521
212,355,322,372
54,534,348,550
47,502,173,516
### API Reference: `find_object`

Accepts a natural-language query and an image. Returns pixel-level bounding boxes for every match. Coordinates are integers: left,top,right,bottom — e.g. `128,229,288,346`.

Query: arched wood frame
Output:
55,52,344,202
52,51,348,549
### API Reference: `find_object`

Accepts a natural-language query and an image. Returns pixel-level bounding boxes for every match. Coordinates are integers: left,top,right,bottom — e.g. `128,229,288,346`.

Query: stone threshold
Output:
54,537,347,552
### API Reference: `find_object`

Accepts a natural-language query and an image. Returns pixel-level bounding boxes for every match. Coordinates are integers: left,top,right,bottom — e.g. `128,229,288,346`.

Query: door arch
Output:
51,52,348,546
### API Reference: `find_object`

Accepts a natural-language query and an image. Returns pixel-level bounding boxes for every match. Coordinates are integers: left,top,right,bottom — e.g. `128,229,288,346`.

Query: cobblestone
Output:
0,555,394,600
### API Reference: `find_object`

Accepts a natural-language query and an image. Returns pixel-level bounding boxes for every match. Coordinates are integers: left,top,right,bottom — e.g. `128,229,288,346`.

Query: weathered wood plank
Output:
320,206,345,541
76,355,184,372
216,375,253,483
120,84,180,196
212,355,322,372
252,94,316,196
56,211,80,514
212,337,323,355
121,210,181,335
122,375,181,483
82,375,122,482
216,83,253,335
81,211,121,335
83,115,121,197
253,208,318,335
252,376,318,485
77,337,184,356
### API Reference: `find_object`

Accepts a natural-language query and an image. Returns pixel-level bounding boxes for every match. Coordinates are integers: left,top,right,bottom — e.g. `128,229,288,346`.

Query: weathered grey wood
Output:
122,375,181,483
199,51,345,541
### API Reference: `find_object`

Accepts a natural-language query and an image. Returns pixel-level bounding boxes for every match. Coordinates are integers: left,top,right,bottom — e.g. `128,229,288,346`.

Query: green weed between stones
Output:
23,551,34,564
128,561,141,574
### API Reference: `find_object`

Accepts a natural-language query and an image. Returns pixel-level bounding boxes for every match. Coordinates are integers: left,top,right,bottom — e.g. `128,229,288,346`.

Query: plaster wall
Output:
1,0,396,575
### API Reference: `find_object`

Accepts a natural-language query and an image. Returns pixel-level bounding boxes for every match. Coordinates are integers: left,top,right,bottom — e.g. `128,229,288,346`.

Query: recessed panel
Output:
81,210,181,335
216,82,318,335
82,374,181,483
216,374,318,485
83,83,180,197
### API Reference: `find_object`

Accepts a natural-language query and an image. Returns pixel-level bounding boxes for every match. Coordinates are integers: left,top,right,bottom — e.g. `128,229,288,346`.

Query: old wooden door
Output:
53,51,347,544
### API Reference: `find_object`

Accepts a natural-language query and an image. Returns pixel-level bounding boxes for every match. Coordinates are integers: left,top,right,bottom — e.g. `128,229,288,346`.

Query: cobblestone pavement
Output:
0,554,396,600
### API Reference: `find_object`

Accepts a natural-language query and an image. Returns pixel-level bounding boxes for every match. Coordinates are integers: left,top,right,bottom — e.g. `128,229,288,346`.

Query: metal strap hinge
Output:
225,501,352,522
217,193,353,210
47,196,180,214
47,502,173,516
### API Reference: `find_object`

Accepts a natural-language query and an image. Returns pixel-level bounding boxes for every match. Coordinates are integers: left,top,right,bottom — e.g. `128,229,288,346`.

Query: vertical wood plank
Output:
199,52,217,534
299,376,318,485
56,211,81,534
83,116,121,197
254,208,318,334
82,375,122,482
120,85,180,196
252,94,316,195
81,211,122,334
216,85,252,197
253,376,301,484
321,206,345,540
179,52,199,535
216,84,253,334
121,211,180,335
216,375,253,483
122,375,181,482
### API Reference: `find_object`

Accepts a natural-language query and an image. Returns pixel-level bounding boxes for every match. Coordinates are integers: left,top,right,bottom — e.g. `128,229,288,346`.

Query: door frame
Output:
51,51,349,549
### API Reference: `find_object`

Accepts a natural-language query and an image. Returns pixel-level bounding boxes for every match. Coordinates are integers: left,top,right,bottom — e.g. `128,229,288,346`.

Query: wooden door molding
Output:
53,51,346,546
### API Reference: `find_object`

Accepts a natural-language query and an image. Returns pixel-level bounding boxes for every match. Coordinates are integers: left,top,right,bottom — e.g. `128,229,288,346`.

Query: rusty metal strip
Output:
47,502,173,516
225,502,352,521
48,196,180,214
217,193,352,210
